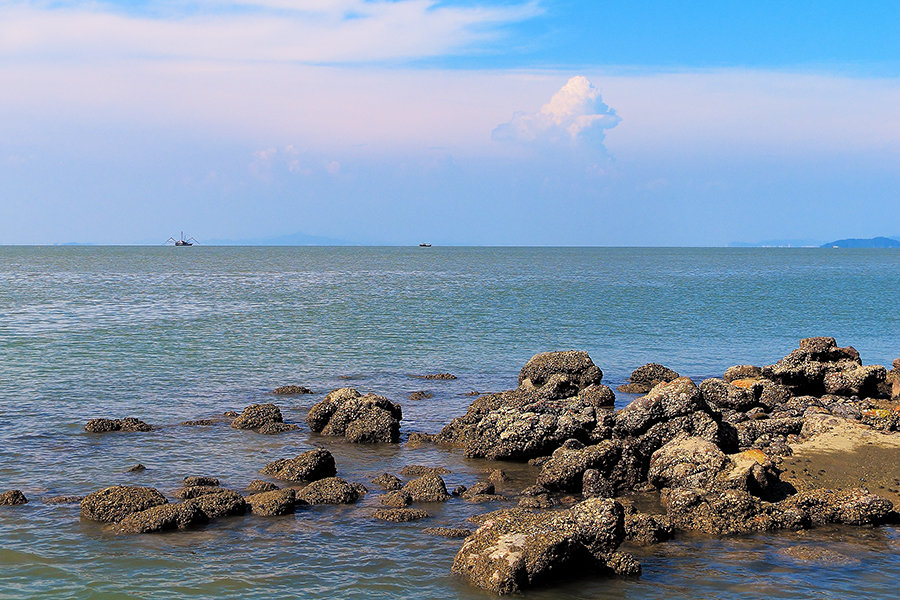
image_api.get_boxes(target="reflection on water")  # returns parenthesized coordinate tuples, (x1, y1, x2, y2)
(1, 247, 899, 598)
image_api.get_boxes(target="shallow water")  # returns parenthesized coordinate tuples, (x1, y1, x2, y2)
(1, 246, 898, 598)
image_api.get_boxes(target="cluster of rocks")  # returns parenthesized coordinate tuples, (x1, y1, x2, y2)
(231, 404, 299, 434)
(84, 417, 152, 433)
(307, 388, 402, 443)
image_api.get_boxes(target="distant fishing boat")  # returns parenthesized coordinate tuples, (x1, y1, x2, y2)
(166, 232, 198, 246)
(419, 243, 432, 247)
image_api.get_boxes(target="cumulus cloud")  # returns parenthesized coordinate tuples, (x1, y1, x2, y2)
(492, 76, 620, 150)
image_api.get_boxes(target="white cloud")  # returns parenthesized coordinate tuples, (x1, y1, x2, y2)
(0, 0, 540, 63)
(492, 76, 621, 149)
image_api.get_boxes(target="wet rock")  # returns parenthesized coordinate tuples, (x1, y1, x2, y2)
(402, 474, 450, 503)
(185, 490, 247, 519)
(380, 491, 412, 507)
(223, 410, 239, 418)
(183, 476, 219, 487)
(662, 488, 778, 535)
(578, 384, 616, 408)
(405, 432, 436, 447)
(231, 404, 283, 431)
(174, 486, 224, 500)
(778, 488, 894, 526)
(85, 417, 152, 433)
(246, 488, 296, 516)
(180, 419, 217, 426)
(80, 486, 168, 523)
(258, 422, 300, 435)
(308, 388, 402, 443)
(371, 473, 404, 491)
(622, 505, 672, 545)
(537, 439, 625, 493)
(297, 477, 364, 505)
(617, 363, 680, 394)
(246, 480, 279, 494)
(423, 527, 472, 538)
(488, 469, 511, 484)
(700, 378, 758, 412)
(461, 482, 495, 499)
(43, 495, 83, 505)
(408, 391, 434, 401)
(451, 485, 467, 497)
(451, 498, 627, 595)
(582, 469, 614, 499)
(0, 490, 28, 505)
(114, 502, 206, 534)
(261, 448, 337, 482)
(399, 465, 451, 477)
(518, 494, 556, 509)
(724, 365, 763, 383)
(419, 373, 457, 380)
(126, 464, 146, 473)
(465, 390, 481, 396)
(273, 385, 313, 395)
(373, 508, 429, 522)
(778, 545, 860, 565)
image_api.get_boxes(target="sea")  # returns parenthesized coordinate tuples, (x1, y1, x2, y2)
(1, 246, 898, 599)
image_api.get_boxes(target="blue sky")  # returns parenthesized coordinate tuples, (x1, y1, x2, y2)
(1, 0, 899, 245)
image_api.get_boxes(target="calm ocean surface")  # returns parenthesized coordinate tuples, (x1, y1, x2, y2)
(1, 246, 898, 598)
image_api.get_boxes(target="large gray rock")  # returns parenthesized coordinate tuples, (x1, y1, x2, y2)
(261, 448, 337, 482)
(297, 477, 365, 505)
(700, 378, 758, 412)
(114, 503, 207, 534)
(518, 351, 603, 391)
(401, 474, 450, 503)
(308, 388, 402, 443)
(536, 439, 638, 494)
(451, 498, 630, 595)
(231, 404, 283, 431)
(80, 486, 168, 523)
(615, 378, 707, 435)
(647, 437, 729, 490)
(185, 490, 247, 519)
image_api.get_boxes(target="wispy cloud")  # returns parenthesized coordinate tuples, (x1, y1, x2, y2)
(0, 0, 541, 63)
(492, 76, 620, 151)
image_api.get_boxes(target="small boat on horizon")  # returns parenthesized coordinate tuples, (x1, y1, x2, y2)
(167, 232, 198, 246)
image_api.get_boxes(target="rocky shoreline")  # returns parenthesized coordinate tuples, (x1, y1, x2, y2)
(3, 337, 899, 595)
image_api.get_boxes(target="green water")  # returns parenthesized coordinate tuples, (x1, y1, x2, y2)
(0, 246, 898, 598)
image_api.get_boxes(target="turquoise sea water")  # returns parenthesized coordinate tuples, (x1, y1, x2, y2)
(1, 246, 898, 598)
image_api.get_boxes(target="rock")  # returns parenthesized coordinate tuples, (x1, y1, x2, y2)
(373, 508, 429, 522)
(623, 505, 672, 545)
(537, 440, 627, 493)
(465, 390, 480, 396)
(43, 495, 83, 505)
(423, 527, 472, 537)
(273, 385, 313, 395)
(258, 422, 300, 435)
(223, 411, 239, 418)
(174, 486, 223, 500)
(261, 448, 337, 482)
(822, 365, 886, 397)
(380, 491, 412, 507)
(402, 474, 450, 503)
(451, 485, 467, 497)
(307, 388, 403, 443)
(115, 503, 207, 534)
(461, 482, 495, 499)
(180, 419, 217, 426)
(700, 378, 758, 412)
(85, 417, 152, 433)
(647, 437, 730, 490)
(734, 417, 804, 450)
(488, 469, 511, 484)
(80, 486, 168, 523)
(615, 378, 706, 435)
(297, 477, 364, 505)
(185, 490, 247, 519)
(126, 464, 146, 473)
(582, 469, 614, 499)
(724, 365, 763, 383)
(419, 373, 457, 380)
(778, 488, 894, 526)
(399, 465, 451, 477)
(231, 404, 283, 431)
(246, 489, 296, 516)
(408, 391, 433, 401)
(578, 384, 616, 407)
(518, 494, 556, 509)
(763, 337, 863, 396)
(370, 473, 404, 491)
(451, 498, 627, 595)
(518, 351, 603, 390)
(183, 476, 219, 487)
(0, 490, 28, 505)
(406, 432, 436, 447)
(617, 363, 680, 394)
(246, 480, 279, 494)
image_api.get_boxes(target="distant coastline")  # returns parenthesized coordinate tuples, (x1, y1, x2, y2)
(819, 236, 900, 249)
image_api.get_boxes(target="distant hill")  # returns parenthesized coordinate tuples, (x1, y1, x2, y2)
(820, 237, 900, 248)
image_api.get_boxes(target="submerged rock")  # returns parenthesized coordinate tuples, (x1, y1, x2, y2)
(80, 486, 168, 523)
(85, 417, 152, 433)
(373, 508, 429, 522)
(423, 527, 472, 538)
(273, 385, 313, 395)
(246, 480, 279, 494)
(399, 465, 451, 477)
(0, 490, 28, 506)
(43, 495, 83, 505)
(180, 419, 217, 426)
(126, 464, 146, 473)
(297, 477, 365, 505)
(261, 448, 337, 482)
(258, 422, 300, 435)
(419, 373, 457, 380)
(183, 476, 219, 487)
(174, 486, 224, 500)
(185, 490, 247, 520)
(246, 489, 296, 516)
(371, 473, 404, 491)
(408, 391, 434, 401)
(451, 498, 629, 595)
(231, 404, 284, 431)
(401, 474, 450, 503)
(307, 388, 403, 443)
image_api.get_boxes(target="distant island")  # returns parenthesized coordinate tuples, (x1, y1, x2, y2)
(820, 236, 900, 248)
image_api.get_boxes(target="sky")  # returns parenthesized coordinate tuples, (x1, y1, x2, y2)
(1, 0, 899, 245)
